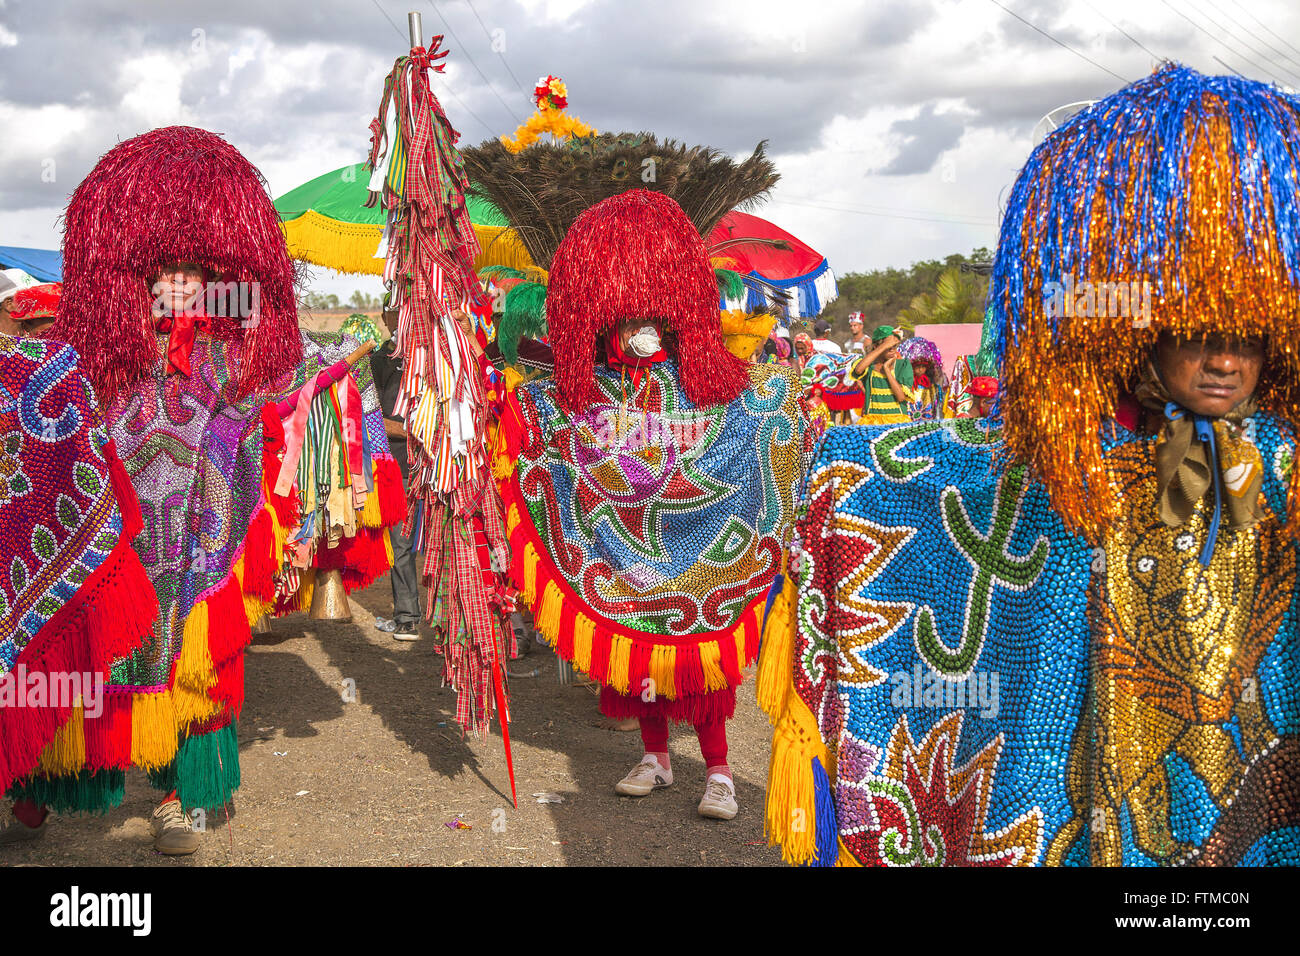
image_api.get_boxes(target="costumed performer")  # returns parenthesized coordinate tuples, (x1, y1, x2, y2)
(499, 190, 811, 820)
(760, 64, 1300, 867)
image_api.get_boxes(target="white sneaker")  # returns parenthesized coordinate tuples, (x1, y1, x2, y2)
(698, 773, 738, 820)
(614, 756, 673, 796)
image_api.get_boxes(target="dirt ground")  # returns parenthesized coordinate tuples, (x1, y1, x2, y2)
(7, 572, 786, 867)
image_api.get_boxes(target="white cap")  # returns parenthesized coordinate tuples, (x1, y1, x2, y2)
(0, 268, 40, 305)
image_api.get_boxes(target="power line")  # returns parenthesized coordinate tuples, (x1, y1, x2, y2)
(1160, 0, 1290, 85)
(987, 0, 1131, 83)
(425, 0, 525, 125)
(1213, 54, 1247, 76)
(1199, 0, 1300, 79)
(1081, 0, 1165, 63)
(463, 0, 533, 103)
(368, 0, 499, 142)
(1229, 0, 1300, 68)
(1186, 0, 1300, 83)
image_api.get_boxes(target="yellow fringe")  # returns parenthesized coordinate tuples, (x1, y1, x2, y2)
(607, 635, 631, 694)
(734, 625, 749, 670)
(37, 705, 85, 774)
(521, 544, 540, 605)
(281, 210, 536, 276)
(649, 643, 677, 700)
(765, 687, 832, 866)
(474, 224, 536, 272)
(172, 603, 214, 694)
(573, 614, 595, 674)
(756, 573, 796, 722)
(536, 581, 563, 641)
(130, 691, 180, 770)
(360, 461, 386, 529)
(699, 640, 729, 692)
(506, 502, 521, 535)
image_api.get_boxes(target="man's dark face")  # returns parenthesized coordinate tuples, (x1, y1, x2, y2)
(1155, 331, 1264, 418)
(381, 309, 399, 335)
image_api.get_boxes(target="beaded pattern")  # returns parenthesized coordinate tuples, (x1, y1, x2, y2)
(0, 336, 123, 672)
(793, 416, 1300, 866)
(515, 360, 807, 635)
(105, 329, 388, 691)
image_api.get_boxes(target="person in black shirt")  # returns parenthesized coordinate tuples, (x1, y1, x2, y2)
(368, 309, 422, 640)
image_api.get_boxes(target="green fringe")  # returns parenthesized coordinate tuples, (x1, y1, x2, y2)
(7, 768, 126, 816)
(715, 267, 745, 302)
(498, 281, 548, 366)
(174, 721, 241, 812)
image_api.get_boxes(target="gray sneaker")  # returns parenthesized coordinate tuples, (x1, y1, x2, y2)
(614, 757, 673, 796)
(149, 799, 201, 856)
(0, 802, 47, 845)
(698, 774, 738, 820)
(392, 621, 419, 642)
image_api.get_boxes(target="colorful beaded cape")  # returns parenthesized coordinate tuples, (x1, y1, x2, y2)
(504, 360, 809, 719)
(13, 330, 403, 806)
(761, 415, 1300, 866)
(0, 335, 156, 791)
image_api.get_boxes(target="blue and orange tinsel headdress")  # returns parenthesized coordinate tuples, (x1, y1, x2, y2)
(989, 64, 1300, 541)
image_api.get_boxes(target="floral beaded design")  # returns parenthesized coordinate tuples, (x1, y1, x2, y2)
(786, 415, 1300, 866)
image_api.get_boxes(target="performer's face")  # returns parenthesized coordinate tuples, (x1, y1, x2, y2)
(151, 262, 205, 314)
(849, 319, 863, 336)
(1156, 332, 1264, 418)
(616, 317, 659, 352)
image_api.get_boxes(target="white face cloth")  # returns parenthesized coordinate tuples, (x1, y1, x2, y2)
(626, 325, 661, 358)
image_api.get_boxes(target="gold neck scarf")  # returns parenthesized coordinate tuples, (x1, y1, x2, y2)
(1132, 362, 1264, 531)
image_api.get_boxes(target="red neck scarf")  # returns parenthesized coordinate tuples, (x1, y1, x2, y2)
(154, 312, 213, 377)
(605, 332, 665, 391)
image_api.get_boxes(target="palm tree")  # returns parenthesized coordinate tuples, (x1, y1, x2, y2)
(896, 266, 986, 325)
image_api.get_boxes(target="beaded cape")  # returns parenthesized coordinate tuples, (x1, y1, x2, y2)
(761, 416, 1300, 866)
(9, 329, 403, 806)
(0, 336, 156, 792)
(503, 359, 810, 721)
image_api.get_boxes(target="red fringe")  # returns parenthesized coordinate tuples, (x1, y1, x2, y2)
(205, 576, 253, 676)
(260, 404, 298, 528)
(314, 526, 392, 594)
(556, 601, 576, 661)
(545, 190, 749, 417)
(373, 455, 409, 527)
(241, 507, 276, 602)
(0, 443, 158, 791)
(599, 684, 737, 724)
(675, 643, 704, 698)
(209, 653, 245, 717)
(501, 471, 765, 703)
(84, 692, 133, 770)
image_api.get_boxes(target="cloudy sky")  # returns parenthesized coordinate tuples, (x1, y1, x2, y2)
(3, 0, 1299, 300)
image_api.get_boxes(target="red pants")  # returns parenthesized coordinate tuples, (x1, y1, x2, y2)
(639, 716, 728, 767)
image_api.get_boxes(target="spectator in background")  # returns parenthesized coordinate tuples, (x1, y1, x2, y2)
(843, 312, 867, 355)
(368, 307, 423, 641)
(0, 282, 60, 338)
(810, 318, 842, 354)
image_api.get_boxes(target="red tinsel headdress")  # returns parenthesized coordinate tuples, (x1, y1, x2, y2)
(545, 189, 749, 415)
(51, 126, 302, 403)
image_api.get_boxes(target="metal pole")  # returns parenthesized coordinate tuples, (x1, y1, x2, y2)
(407, 11, 422, 48)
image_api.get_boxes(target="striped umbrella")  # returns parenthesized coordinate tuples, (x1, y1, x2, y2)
(275, 163, 534, 276)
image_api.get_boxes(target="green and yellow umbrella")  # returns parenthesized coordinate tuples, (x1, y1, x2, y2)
(275, 163, 535, 276)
